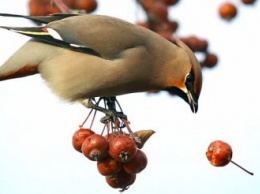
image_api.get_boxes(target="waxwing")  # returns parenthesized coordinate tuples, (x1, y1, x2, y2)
(0, 13, 202, 113)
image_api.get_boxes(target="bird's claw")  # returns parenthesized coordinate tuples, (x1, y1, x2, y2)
(100, 111, 127, 124)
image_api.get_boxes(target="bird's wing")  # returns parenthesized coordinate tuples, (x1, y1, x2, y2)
(0, 25, 101, 57)
(46, 15, 148, 59)
(0, 14, 150, 59)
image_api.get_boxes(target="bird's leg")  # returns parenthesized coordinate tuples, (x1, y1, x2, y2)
(82, 97, 107, 114)
(82, 97, 127, 123)
(103, 97, 140, 143)
(100, 97, 128, 124)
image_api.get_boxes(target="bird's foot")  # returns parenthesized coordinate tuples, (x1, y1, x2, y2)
(81, 97, 141, 143)
(85, 97, 127, 123)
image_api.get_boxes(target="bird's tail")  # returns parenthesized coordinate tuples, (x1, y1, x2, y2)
(0, 13, 100, 81)
(0, 65, 38, 81)
(0, 40, 42, 81)
(0, 13, 78, 24)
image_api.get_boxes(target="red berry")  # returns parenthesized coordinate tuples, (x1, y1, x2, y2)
(123, 149, 148, 174)
(148, 1, 168, 22)
(179, 37, 189, 45)
(109, 135, 137, 163)
(203, 53, 218, 68)
(166, 20, 179, 33)
(206, 140, 232, 166)
(241, 0, 256, 4)
(197, 39, 208, 52)
(82, 134, 109, 161)
(206, 140, 254, 175)
(105, 170, 136, 190)
(136, 21, 151, 29)
(162, 0, 180, 6)
(105, 132, 117, 142)
(186, 36, 200, 51)
(97, 156, 122, 176)
(72, 128, 95, 152)
(157, 31, 173, 41)
(73, 0, 97, 12)
(219, 2, 238, 21)
(140, 0, 155, 10)
(33, 0, 49, 3)
(153, 20, 178, 33)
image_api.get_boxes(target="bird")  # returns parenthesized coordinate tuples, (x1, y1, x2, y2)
(0, 13, 202, 114)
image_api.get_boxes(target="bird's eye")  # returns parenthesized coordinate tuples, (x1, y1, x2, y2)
(185, 73, 194, 93)
(185, 73, 193, 83)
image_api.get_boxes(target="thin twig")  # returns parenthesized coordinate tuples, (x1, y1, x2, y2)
(230, 160, 254, 176)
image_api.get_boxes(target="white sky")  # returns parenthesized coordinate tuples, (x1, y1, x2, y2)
(0, 0, 260, 194)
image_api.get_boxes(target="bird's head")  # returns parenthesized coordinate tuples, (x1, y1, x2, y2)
(164, 38, 202, 113)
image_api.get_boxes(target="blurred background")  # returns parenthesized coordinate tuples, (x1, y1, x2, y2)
(0, 0, 260, 193)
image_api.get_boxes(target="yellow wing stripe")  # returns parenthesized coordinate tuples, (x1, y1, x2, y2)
(12, 30, 49, 36)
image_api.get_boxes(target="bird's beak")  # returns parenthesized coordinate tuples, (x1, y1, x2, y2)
(185, 80, 198, 113)
(186, 90, 198, 113)
(165, 86, 198, 113)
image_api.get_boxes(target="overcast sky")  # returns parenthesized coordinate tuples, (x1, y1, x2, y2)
(0, 0, 260, 194)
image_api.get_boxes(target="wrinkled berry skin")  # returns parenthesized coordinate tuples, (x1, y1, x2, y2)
(206, 140, 232, 166)
(82, 134, 109, 161)
(109, 135, 137, 163)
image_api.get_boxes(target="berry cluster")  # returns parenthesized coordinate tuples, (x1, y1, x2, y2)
(136, 0, 218, 69)
(72, 98, 154, 191)
(72, 128, 149, 191)
(179, 36, 218, 68)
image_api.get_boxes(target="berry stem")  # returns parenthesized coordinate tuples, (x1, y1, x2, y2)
(80, 98, 102, 128)
(52, 0, 70, 13)
(89, 109, 97, 129)
(230, 160, 254, 175)
(79, 109, 93, 128)
(122, 119, 141, 144)
(100, 121, 108, 136)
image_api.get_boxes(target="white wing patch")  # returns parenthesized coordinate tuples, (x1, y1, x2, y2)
(9, 29, 49, 36)
(46, 28, 63, 41)
(47, 28, 89, 49)
(69, 43, 88, 48)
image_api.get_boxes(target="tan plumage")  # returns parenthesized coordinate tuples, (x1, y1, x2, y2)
(0, 14, 202, 112)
